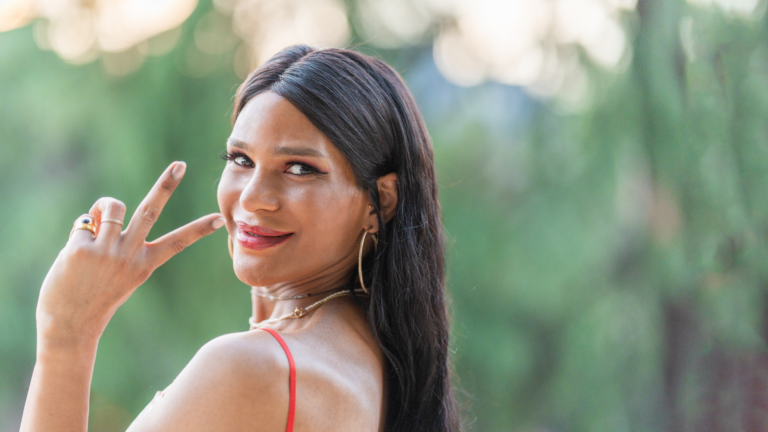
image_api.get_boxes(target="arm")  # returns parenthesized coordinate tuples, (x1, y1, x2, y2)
(20, 337, 98, 432)
(20, 161, 225, 432)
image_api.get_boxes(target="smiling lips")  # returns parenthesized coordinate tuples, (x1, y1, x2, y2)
(235, 222, 293, 251)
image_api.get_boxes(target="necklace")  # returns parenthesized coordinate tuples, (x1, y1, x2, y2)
(250, 285, 343, 301)
(249, 289, 368, 329)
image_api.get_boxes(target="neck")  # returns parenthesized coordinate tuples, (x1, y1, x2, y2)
(250, 276, 353, 325)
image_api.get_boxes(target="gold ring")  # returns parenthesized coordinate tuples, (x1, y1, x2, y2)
(101, 218, 124, 227)
(70, 214, 97, 238)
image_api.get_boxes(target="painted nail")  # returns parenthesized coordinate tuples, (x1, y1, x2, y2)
(171, 162, 186, 181)
(212, 218, 226, 229)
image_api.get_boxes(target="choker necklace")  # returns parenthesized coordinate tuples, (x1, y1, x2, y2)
(249, 288, 368, 329)
(250, 285, 344, 301)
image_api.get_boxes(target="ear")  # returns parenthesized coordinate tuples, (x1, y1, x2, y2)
(368, 172, 398, 233)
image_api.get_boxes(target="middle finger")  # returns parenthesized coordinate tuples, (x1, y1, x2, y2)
(89, 197, 127, 244)
(124, 161, 186, 243)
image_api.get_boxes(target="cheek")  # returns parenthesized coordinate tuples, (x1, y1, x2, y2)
(287, 184, 364, 250)
(217, 170, 251, 242)
(217, 169, 241, 217)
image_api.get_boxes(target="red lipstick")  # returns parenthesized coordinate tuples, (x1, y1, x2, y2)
(235, 222, 293, 251)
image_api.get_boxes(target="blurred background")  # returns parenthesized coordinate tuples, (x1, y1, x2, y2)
(2, 0, 768, 430)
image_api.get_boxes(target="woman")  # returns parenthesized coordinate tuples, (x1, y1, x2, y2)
(20, 45, 460, 432)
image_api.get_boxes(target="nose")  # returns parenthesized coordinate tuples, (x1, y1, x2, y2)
(239, 165, 281, 213)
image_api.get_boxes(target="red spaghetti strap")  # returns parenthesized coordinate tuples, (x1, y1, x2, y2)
(259, 328, 296, 432)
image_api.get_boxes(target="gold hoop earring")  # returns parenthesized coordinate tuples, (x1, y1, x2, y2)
(358, 228, 378, 294)
(228, 235, 234, 259)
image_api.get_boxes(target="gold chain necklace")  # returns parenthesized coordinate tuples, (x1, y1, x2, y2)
(250, 286, 342, 301)
(249, 289, 368, 329)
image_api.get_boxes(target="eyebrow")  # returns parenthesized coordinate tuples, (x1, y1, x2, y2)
(227, 137, 327, 158)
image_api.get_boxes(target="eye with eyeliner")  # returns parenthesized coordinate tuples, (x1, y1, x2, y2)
(286, 161, 325, 176)
(220, 150, 253, 167)
(220, 150, 327, 176)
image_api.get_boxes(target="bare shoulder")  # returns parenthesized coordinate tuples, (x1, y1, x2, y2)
(127, 331, 291, 432)
(196, 330, 288, 385)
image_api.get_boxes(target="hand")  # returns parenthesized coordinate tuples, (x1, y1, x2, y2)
(36, 161, 225, 347)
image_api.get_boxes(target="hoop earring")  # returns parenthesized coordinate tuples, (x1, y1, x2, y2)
(358, 228, 378, 294)
(228, 235, 234, 259)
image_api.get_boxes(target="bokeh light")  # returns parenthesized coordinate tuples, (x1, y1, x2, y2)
(218, 0, 350, 77)
(0, 0, 196, 72)
(1, 0, 641, 96)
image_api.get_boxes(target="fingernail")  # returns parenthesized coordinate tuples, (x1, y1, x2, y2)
(171, 162, 186, 181)
(212, 217, 226, 229)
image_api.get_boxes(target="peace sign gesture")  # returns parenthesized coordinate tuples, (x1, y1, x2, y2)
(36, 161, 225, 346)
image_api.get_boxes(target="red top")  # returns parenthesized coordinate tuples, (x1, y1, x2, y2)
(259, 328, 296, 432)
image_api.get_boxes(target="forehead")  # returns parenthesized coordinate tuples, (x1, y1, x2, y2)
(230, 91, 333, 156)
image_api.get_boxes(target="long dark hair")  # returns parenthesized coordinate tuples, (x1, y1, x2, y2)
(232, 45, 460, 432)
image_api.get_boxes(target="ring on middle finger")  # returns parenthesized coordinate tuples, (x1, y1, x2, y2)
(101, 218, 124, 227)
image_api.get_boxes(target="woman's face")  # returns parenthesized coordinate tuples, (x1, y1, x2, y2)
(217, 91, 371, 289)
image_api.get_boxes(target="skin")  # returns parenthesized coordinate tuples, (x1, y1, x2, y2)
(20, 90, 399, 432)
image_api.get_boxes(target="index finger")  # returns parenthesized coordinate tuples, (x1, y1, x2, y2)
(124, 161, 186, 242)
(147, 213, 225, 267)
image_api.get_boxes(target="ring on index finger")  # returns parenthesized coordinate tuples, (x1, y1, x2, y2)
(70, 214, 97, 238)
(101, 218, 124, 227)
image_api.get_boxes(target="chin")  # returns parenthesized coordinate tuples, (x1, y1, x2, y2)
(232, 256, 286, 287)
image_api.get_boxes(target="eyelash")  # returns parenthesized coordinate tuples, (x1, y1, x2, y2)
(220, 151, 324, 176)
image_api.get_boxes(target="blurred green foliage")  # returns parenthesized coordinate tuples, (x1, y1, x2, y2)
(3, 1, 768, 431)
